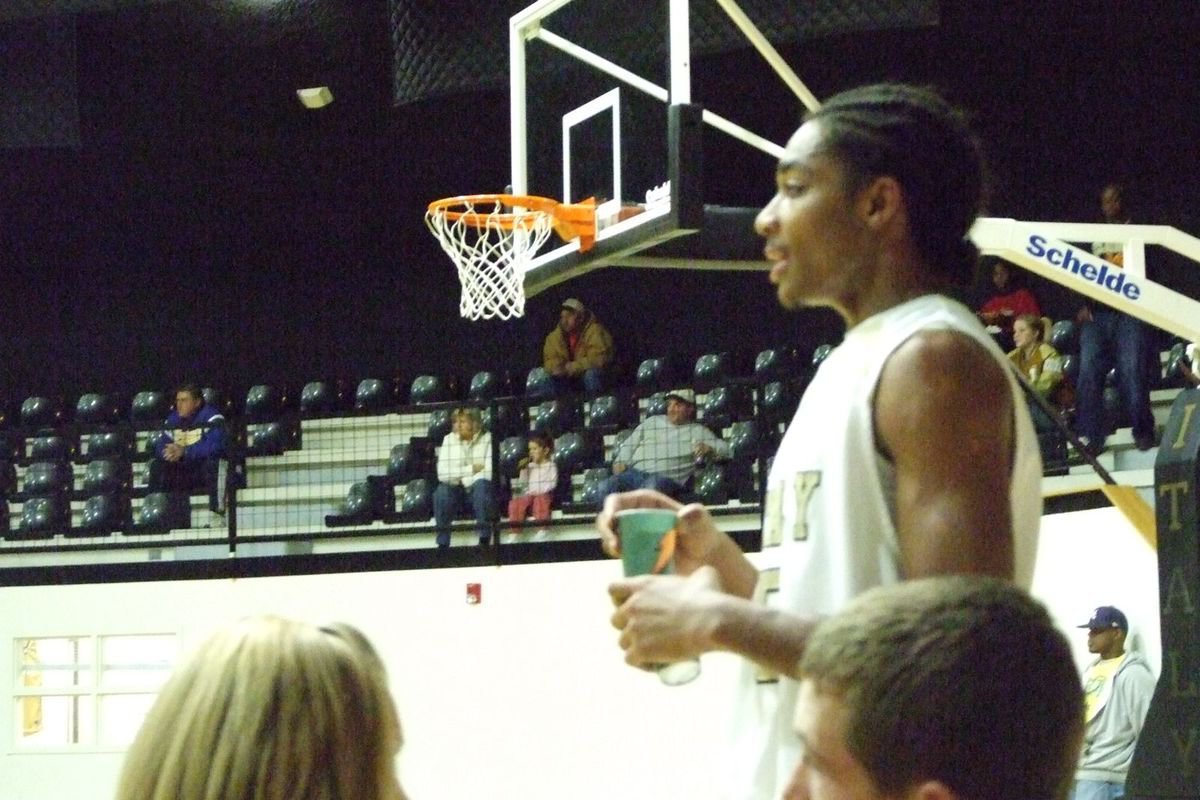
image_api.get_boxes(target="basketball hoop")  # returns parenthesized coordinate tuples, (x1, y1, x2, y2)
(424, 194, 596, 320)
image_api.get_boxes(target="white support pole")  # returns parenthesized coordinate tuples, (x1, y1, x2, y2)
(713, 0, 821, 112)
(509, 17, 529, 195)
(668, 0, 690, 104)
(533, 27, 784, 159)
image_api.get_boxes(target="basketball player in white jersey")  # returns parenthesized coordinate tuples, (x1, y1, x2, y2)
(598, 84, 1042, 800)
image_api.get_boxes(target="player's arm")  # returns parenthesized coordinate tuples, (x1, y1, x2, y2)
(874, 329, 1017, 579)
(610, 566, 816, 679)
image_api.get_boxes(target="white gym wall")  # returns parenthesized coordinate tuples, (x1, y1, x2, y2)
(0, 506, 1160, 800)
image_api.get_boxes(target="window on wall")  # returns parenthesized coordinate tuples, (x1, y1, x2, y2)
(13, 633, 177, 750)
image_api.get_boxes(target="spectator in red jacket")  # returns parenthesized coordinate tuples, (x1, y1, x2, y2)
(978, 259, 1041, 350)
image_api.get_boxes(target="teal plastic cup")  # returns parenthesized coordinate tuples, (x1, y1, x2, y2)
(615, 508, 701, 686)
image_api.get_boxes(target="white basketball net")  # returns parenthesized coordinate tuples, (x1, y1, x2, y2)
(424, 199, 555, 320)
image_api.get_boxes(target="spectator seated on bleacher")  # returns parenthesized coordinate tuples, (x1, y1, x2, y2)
(147, 383, 227, 516)
(977, 258, 1040, 351)
(597, 389, 729, 504)
(506, 433, 557, 540)
(1008, 314, 1073, 430)
(433, 407, 495, 548)
(542, 297, 614, 396)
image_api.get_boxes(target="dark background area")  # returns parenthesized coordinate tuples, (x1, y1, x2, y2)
(1, 0, 1199, 403)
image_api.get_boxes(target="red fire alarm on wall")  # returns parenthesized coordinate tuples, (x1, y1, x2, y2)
(466, 582, 482, 604)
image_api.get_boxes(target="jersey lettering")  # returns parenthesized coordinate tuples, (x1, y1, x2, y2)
(753, 567, 781, 684)
(761, 471, 821, 548)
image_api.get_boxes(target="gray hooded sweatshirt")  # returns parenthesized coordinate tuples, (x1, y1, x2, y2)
(1076, 650, 1157, 784)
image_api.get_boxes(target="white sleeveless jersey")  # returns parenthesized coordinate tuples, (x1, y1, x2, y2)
(724, 294, 1042, 800)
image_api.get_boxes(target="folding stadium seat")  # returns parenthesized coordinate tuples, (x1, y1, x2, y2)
(553, 431, 600, 477)
(693, 352, 730, 393)
(354, 378, 391, 412)
(754, 347, 796, 383)
(727, 420, 763, 464)
(393, 478, 434, 523)
(300, 381, 337, 417)
(410, 374, 449, 405)
(324, 481, 385, 527)
(1163, 341, 1192, 388)
(469, 370, 504, 401)
(28, 435, 74, 463)
(585, 393, 635, 433)
(725, 420, 766, 502)
(700, 385, 750, 431)
(23, 461, 73, 497)
(75, 393, 123, 426)
(481, 401, 526, 439)
(426, 408, 453, 442)
(245, 422, 296, 457)
(20, 396, 64, 430)
(1049, 319, 1078, 356)
(635, 357, 672, 395)
(129, 491, 191, 534)
(811, 344, 835, 367)
(693, 464, 730, 505)
(525, 367, 555, 400)
(386, 443, 417, 482)
(759, 380, 798, 426)
(202, 387, 230, 416)
(499, 435, 528, 479)
(71, 493, 130, 536)
(575, 467, 611, 509)
(386, 439, 435, 483)
(82, 459, 132, 496)
(130, 390, 170, 425)
(83, 430, 132, 461)
(530, 399, 579, 438)
(244, 384, 287, 421)
(13, 494, 70, 539)
(643, 392, 668, 418)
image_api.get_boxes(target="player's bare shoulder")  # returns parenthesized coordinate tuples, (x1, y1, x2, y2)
(874, 328, 1013, 461)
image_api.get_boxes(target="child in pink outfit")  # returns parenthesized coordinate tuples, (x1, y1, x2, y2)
(507, 434, 557, 535)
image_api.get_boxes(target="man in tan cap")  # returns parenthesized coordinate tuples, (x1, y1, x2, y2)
(542, 297, 614, 395)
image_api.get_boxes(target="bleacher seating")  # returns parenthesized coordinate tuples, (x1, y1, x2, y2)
(2, 333, 1170, 554)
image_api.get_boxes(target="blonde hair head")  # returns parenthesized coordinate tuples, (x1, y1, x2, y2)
(115, 616, 404, 800)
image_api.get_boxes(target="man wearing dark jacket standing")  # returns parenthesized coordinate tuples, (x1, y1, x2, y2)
(542, 297, 614, 395)
(1073, 605, 1157, 800)
(148, 383, 228, 518)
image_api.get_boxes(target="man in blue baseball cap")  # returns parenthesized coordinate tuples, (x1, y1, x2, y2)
(1071, 606, 1157, 800)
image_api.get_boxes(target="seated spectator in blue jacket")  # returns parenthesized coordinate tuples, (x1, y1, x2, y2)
(148, 383, 227, 513)
(599, 389, 729, 502)
(433, 407, 496, 548)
